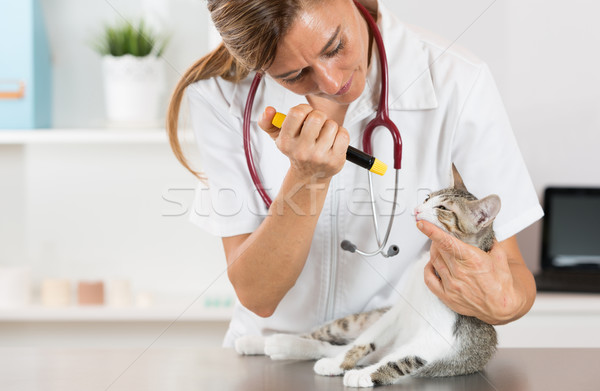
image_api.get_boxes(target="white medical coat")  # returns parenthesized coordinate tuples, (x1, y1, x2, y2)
(187, 1, 544, 347)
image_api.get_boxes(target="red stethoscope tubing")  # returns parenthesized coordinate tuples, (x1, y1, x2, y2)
(242, 72, 271, 207)
(242, 0, 402, 210)
(354, 1, 402, 170)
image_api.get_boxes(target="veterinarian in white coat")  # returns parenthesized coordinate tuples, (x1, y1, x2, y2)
(167, 0, 543, 347)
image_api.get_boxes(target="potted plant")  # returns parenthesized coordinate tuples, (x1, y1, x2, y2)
(92, 20, 169, 127)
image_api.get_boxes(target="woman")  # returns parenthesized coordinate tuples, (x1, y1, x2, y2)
(167, 0, 543, 347)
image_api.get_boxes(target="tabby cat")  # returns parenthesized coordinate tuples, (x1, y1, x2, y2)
(235, 165, 501, 387)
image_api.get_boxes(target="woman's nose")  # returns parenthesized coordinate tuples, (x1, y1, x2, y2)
(312, 63, 342, 95)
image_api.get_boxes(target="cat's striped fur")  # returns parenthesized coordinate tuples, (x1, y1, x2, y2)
(304, 307, 390, 346)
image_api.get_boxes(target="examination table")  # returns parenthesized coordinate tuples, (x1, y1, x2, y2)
(1, 347, 597, 390)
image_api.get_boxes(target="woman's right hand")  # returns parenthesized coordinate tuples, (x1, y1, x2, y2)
(258, 104, 350, 181)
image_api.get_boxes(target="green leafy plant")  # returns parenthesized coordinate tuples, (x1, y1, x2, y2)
(92, 19, 168, 57)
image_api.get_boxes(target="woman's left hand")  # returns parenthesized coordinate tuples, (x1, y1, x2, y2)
(416, 220, 528, 325)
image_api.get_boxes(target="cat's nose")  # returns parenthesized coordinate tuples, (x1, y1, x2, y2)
(413, 207, 421, 219)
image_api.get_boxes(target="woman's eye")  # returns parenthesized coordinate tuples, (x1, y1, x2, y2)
(435, 205, 448, 211)
(324, 39, 345, 58)
(281, 39, 345, 85)
(282, 70, 305, 85)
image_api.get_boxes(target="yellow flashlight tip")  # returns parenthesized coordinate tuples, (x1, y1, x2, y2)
(370, 159, 388, 176)
(272, 112, 286, 129)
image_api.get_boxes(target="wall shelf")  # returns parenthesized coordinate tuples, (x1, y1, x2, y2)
(0, 128, 196, 145)
(0, 304, 233, 322)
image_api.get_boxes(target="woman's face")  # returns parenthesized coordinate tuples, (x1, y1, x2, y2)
(266, 0, 370, 105)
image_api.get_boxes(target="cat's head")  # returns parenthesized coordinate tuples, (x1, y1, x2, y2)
(414, 165, 501, 251)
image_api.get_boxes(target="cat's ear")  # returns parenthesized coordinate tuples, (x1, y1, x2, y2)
(468, 195, 501, 228)
(451, 164, 468, 192)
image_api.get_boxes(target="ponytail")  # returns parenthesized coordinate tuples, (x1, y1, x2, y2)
(167, 0, 305, 179)
(166, 43, 250, 179)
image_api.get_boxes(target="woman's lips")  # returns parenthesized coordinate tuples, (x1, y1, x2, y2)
(335, 73, 354, 96)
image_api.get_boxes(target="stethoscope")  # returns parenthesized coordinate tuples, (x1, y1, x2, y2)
(242, 0, 401, 258)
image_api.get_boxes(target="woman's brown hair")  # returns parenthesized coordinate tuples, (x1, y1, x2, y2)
(166, 0, 310, 178)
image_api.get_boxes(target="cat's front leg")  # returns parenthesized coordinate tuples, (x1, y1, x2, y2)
(344, 355, 427, 387)
(314, 307, 400, 376)
(264, 334, 346, 360)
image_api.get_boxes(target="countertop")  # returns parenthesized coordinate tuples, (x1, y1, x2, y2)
(1, 347, 598, 391)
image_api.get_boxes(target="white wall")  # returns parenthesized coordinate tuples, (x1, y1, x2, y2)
(29, 0, 600, 274)
(41, 0, 211, 128)
(505, 1, 600, 268)
(1, 1, 235, 313)
(385, 0, 600, 270)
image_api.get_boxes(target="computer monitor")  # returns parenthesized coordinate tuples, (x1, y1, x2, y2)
(541, 187, 600, 271)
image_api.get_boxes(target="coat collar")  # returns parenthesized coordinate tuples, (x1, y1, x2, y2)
(227, 0, 438, 122)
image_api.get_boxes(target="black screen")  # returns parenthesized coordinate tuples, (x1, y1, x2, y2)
(543, 188, 600, 268)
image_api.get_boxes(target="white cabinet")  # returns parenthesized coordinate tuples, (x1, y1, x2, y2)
(497, 293, 600, 348)
(2, 291, 599, 348)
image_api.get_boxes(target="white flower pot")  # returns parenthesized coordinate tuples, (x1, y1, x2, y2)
(102, 54, 165, 127)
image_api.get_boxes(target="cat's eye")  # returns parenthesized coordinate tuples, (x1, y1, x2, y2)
(424, 195, 430, 203)
(435, 205, 448, 211)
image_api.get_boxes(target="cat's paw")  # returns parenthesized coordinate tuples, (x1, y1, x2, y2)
(234, 335, 266, 356)
(264, 334, 304, 360)
(314, 357, 345, 376)
(343, 368, 374, 388)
